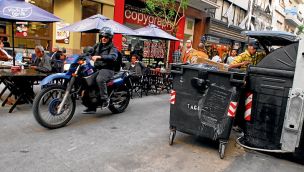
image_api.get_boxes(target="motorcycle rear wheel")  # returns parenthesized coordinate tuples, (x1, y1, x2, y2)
(33, 85, 76, 129)
(108, 84, 130, 114)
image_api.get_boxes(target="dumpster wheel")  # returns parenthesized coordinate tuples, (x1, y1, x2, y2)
(219, 141, 227, 159)
(169, 129, 176, 145)
(236, 136, 289, 153)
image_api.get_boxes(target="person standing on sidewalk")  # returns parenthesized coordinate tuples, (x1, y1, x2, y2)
(181, 40, 196, 63)
(173, 42, 183, 63)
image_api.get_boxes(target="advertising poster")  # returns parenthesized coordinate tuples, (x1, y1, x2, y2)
(56, 22, 70, 44)
(16, 22, 28, 37)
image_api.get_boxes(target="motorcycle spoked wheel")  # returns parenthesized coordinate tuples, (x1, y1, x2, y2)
(33, 85, 76, 129)
(108, 84, 130, 114)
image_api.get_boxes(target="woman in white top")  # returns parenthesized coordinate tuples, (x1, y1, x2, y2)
(0, 40, 13, 61)
(211, 51, 222, 63)
(226, 49, 238, 65)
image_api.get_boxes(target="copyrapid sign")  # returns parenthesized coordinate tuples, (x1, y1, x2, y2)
(124, 4, 173, 31)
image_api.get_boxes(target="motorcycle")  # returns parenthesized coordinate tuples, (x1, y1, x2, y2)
(32, 50, 131, 129)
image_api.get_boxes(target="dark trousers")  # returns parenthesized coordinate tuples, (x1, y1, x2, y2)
(96, 69, 114, 100)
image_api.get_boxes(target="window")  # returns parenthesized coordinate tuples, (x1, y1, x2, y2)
(277, 20, 283, 30)
(289, 0, 292, 5)
(222, 1, 234, 23)
(279, 0, 285, 7)
(187, 20, 194, 30)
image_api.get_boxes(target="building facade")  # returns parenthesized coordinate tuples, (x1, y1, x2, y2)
(204, 0, 249, 59)
(250, 0, 273, 31)
(271, 0, 304, 33)
(52, 0, 115, 54)
(113, 0, 218, 64)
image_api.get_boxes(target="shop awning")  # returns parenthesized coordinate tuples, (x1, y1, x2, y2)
(207, 18, 246, 42)
(0, 0, 61, 66)
(0, 0, 61, 22)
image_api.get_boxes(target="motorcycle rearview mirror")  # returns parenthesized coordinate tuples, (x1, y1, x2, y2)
(83, 46, 94, 56)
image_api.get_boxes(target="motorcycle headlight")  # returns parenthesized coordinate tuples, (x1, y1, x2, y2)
(63, 64, 71, 71)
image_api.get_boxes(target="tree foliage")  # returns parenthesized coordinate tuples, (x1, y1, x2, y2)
(297, 25, 304, 35)
(145, 0, 189, 32)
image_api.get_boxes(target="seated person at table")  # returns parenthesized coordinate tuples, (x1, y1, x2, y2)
(50, 47, 65, 73)
(0, 40, 13, 61)
(123, 54, 145, 76)
(30, 45, 52, 73)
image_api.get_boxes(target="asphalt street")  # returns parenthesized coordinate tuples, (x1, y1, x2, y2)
(0, 91, 303, 172)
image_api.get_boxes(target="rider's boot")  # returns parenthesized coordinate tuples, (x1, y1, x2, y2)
(82, 107, 96, 114)
(101, 98, 110, 108)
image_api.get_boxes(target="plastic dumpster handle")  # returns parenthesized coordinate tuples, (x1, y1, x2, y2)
(230, 79, 245, 84)
(229, 73, 246, 85)
(191, 77, 210, 93)
(171, 69, 183, 75)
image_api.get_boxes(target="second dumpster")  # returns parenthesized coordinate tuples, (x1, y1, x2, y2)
(169, 63, 245, 159)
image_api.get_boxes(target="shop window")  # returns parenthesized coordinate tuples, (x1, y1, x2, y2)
(81, 0, 103, 47)
(31, 0, 53, 13)
(187, 20, 194, 30)
(122, 35, 168, 67)
(277, 20, 283, 30)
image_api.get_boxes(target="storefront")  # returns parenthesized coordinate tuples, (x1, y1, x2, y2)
(204, 18, 246, 60)
(0, 0, 115, 56)
(117, 0, 178, 67)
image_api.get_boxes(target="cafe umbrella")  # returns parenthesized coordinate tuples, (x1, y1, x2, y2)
(59, 14, 136, 35)
(134, 24, 179, 41)
(0, 0, 61, 65)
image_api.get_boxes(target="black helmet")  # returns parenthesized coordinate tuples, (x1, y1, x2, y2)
(99, 27, 114, 39)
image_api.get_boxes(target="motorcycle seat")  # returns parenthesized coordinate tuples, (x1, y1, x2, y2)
(110, 71, 124, 80)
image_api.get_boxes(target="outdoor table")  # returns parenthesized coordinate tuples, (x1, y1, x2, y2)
(0, 69, 47, 113)
(0, 65, 12, 69)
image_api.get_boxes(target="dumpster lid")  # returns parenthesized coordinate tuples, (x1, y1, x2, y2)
(242, 31, 299, 46)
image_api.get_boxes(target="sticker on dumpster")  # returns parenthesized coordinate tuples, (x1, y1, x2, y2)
(227, 102, 238, 117)
(170, 90, 176, 104)
(197, 85, 232, 140)
(244, 92, 253, 121)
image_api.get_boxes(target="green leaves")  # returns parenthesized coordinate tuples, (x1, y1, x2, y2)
(144, 0, 189, 32)
(297, 25, 304, 35)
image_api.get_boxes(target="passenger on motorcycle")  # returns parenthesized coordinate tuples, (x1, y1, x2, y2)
(83, 27, 118, 114)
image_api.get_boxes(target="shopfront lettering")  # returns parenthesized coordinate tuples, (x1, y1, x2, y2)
(3, 7, 32, 18)
(124, 5, 173, 31)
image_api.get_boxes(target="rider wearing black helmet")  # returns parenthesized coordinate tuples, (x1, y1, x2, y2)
(83, 27, 118, 114)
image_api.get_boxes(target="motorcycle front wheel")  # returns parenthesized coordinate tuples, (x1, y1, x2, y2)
(33, 85, 76, 129)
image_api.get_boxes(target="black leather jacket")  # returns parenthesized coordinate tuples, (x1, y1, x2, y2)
(93, 42, 118, 70)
